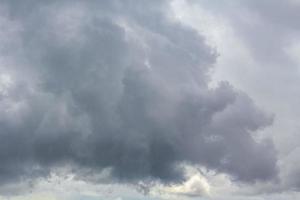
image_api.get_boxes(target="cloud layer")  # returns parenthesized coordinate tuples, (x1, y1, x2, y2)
(0, 0, 277, 191)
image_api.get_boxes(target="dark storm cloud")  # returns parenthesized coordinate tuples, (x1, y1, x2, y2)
(0, 0, 277, 189)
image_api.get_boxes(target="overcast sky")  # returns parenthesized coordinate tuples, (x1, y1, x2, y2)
(0, 0, 300, 200)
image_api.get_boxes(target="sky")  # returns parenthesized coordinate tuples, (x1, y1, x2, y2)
(0, 0, 300, 199)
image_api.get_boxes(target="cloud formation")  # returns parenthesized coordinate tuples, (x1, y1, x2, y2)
(174, 0, 300, 194)
(0, 0, 277, 192)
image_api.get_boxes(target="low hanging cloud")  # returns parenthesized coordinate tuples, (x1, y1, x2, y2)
(0, 0, 277, 191)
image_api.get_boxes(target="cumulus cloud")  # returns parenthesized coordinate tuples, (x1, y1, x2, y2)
(174, 0, 300, 194)
(158, 167, 211, 198)
(0, 0, 277, 193)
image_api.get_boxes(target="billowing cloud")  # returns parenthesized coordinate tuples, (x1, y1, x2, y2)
(171, 0, 300, 197)
(0, 0, 277, 194)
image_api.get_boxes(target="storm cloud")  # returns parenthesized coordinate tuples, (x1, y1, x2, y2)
(0, 0, 277, 190)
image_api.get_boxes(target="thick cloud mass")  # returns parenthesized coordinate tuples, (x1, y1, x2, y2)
(0, 0, 277, 187)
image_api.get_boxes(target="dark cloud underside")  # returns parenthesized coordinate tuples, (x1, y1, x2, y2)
(0, 0, 277, 188)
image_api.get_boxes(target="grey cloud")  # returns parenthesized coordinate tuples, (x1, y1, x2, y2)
(0, 0, 277, 190)
(190, 0, 300, 191)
